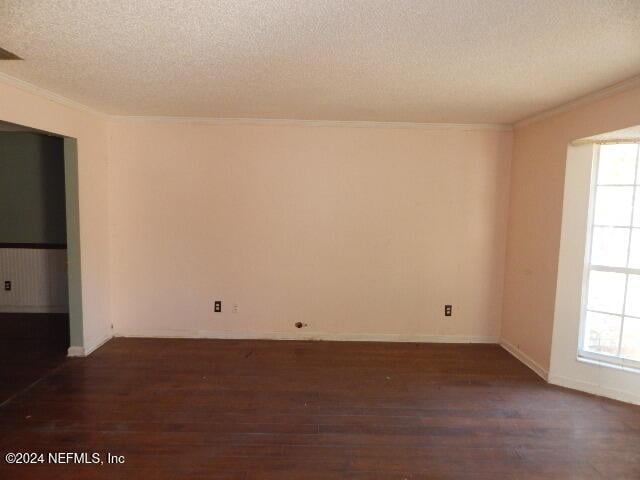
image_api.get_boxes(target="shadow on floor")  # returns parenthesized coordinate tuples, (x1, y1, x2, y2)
(0, 313, 69, 405)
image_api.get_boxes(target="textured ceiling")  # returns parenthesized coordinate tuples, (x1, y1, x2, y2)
(0, 0, 639, 124)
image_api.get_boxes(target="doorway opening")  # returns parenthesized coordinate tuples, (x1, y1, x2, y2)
(0, 120, 82, 404)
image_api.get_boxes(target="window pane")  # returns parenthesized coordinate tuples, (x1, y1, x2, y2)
(593, 187, 633, 226)
(625, 274, 640, 318)
(629, 229, 640, 269)
(587, 270, 626, 314)
(583, 311, 622, 356)
(621, 318, 640, 362)
(581, 144, 640, 366)
(590, 227, 629, 267)
(597, 144, 638, 185)
(634, 188, 640, 227)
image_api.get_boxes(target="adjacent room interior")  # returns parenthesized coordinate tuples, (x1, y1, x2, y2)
(0, 122, 71, 403)
(0, 1, 639, 478)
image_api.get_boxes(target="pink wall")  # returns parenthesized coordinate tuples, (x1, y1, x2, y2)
(108, 120, 512, 341)
(502, 84, 640, 372)
(0, 77, 111, 352)
(7, 69, 637, 362)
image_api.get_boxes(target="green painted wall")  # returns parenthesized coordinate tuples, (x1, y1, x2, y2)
(0, 132, 67, 244)
(64, 138, 83, 347)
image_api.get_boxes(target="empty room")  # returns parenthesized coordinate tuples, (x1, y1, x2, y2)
(0, 1, 639, 478)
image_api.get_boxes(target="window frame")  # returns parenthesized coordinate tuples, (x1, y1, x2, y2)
(578, 142, 640, 371)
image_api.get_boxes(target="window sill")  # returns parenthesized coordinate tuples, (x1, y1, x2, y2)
(577, 355, 640, 375)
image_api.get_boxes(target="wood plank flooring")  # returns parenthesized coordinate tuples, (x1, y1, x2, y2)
(0, 313, 69, 404)
(0, 338, 639, 479)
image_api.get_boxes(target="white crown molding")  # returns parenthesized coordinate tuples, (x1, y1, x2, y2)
(4, 67, 638, 132)
(110, 115, 512, 131)
(515, 74, 640, 129)
(0, 71, 107, 118)
(0, 71, 511, 130)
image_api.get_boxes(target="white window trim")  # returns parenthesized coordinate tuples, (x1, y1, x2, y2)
(577, 143, 640, 371)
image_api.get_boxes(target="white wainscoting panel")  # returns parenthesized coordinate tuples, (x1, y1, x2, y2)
(0, 248, 69, 313)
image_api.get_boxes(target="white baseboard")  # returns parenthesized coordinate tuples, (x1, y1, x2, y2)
(67, 346, 85, 357)
(67, 334, 112, 357)
(549, 374, 640, 406)
(84, 335, 112, 355)
(71, 328, 640, 406)
(500, 338, 549, 381)
(114, 328, 499, 344)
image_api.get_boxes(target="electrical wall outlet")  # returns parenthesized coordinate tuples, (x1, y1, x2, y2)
(232, 304, 239, 314)
(444, 304, 452, 316)
(4, 281, 11, 291)
(214, 300, 222, 313)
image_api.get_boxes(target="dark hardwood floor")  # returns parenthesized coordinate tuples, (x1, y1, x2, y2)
(0, 338, 639, 479)
(0, 313, 69, 405)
